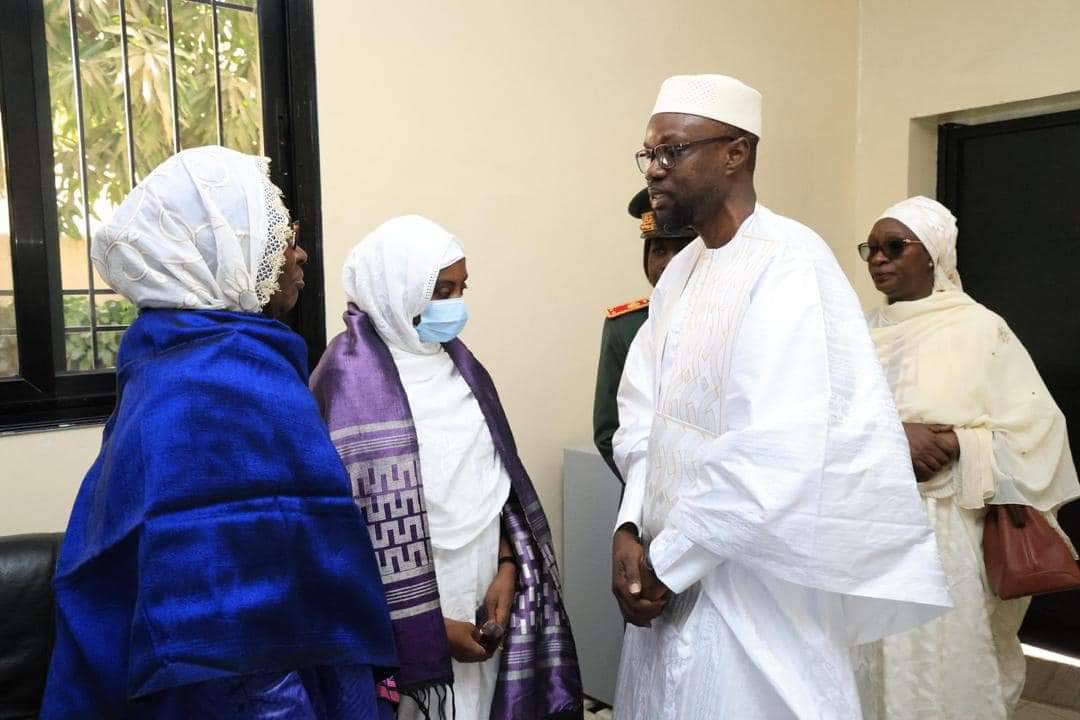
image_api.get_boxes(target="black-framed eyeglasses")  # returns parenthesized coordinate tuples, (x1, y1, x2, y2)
(287, 222, 300, 249)
(635, 135, 739, 174)
(858, 237, 921, 262)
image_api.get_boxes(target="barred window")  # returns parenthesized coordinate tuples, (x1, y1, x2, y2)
(0, 0, 324, 430)
(0, 105, 16, 379)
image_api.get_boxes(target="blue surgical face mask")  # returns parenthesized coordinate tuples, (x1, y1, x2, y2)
(416, 297, 469, 343)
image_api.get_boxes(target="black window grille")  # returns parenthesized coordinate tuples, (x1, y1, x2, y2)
(0, 0, 324, 431)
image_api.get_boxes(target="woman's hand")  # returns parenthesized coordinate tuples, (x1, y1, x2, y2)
(482, 560, 517, 638)
(903, 422, 960, 482)
(444, 617, 489, 663)
(929, 424, 959, 459)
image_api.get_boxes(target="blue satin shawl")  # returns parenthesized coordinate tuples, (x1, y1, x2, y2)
(41, 309, 396, 718)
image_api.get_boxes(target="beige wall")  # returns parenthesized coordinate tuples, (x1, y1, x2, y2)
(10, 0, 1073, 548)
(3, 0, 861, 536)
(0, 426, 101, 533)
(313, 0, 858, 555)
(851, 0, 1080, 304)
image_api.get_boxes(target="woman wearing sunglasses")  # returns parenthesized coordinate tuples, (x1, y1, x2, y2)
(854, 195, 1079, 720)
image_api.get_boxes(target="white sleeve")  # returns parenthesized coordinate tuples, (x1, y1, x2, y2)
(648, 255, 831, 593)
(651, 251, 949, 642)
(612, 318, 655, 534)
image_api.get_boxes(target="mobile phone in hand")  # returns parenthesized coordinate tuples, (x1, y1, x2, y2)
(474, 605, 504, 653)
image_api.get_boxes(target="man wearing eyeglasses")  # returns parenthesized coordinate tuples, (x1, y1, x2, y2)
(608, 74, 952, 719)
(592, 188, 695, 483)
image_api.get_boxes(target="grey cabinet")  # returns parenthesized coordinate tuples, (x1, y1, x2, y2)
(562, 447, 625, 705)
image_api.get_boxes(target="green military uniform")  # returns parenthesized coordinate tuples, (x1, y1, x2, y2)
(593, 298, 649, 479)
(592, 189, 695, 481)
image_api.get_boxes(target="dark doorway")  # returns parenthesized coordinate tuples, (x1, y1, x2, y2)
(939, 109, 1080, 655)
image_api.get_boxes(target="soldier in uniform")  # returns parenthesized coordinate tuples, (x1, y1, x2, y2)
(592, 188, 695, 480)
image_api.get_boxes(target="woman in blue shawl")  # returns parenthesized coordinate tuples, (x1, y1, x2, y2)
(40, 146, 396, 718)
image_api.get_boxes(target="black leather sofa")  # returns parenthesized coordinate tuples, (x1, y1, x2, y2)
(0, 533, 62, 720)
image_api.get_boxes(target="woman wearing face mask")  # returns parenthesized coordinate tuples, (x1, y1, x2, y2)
(310, 215, 583, 720)
(853, 196, 1080, 720)
(41, 146, 396, 718)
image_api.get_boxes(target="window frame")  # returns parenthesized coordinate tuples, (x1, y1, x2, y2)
(0, 0, 325, 432)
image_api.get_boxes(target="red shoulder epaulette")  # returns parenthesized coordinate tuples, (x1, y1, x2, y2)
(606, 297, 649, 319)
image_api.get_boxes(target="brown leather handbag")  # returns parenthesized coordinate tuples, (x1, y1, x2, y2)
(983, 504, 1080, 600)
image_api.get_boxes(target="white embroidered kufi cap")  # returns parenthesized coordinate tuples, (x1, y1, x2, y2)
(651, 74, 763, 138)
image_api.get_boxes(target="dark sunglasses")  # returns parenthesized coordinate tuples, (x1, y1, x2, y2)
(857, 237, 921, 262)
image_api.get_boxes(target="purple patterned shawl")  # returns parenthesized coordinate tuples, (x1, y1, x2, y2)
(310, 307, 583, 720)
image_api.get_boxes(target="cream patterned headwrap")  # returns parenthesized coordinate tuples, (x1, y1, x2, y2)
(91, 145, 293, 313)
(877, 195, 961, 292)
(342, 215, 465, 355)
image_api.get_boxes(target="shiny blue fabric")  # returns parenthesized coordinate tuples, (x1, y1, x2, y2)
(140, 665, 380, 719)
(40, 309, 396, 719)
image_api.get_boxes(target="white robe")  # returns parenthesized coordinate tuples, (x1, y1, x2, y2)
(398, 518, 504, 720)
(611, 205, 952, 720)
(390, 345, 512, 720)
(856, 292, 1080, 720)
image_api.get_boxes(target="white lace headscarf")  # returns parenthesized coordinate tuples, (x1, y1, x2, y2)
(91, 145, 293, 313)
(343, 215, 465, 355)
(877, 195, 962, 292)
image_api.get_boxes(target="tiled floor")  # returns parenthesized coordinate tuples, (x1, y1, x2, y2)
(1017, 700, 1080, 720)
(1024, 649, 1080, 711)
(585, 700, 1078, 719)
(583, 651, 1080, 719)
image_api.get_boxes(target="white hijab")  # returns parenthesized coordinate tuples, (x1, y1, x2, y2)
(871, 197, 1080, 515)
(342, 215, 508, 551)
(92, 145, 293, 312)
(343, 215, 465, 355)
(876, 195, 962, 293)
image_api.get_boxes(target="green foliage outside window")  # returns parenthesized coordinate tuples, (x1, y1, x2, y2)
(0, 302, 16, 377)
(45, 0, 262, 243)
(24, 0, 262, 373)
(63, 294, 138, 371)
(0, 295, 138, 374)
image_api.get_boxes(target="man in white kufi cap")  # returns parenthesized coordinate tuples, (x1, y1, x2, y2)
(608, 74, 952, 719)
